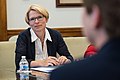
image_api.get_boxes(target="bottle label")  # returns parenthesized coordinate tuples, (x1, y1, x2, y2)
(23, 65, 28, 69)
(20, 65, 28, 71)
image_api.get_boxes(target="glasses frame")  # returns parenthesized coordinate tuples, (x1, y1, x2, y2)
(29, 16, 44, 23)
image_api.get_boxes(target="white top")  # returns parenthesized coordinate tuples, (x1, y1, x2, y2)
(30, 28, 52, 60)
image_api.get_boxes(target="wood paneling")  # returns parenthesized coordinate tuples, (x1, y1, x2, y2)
(7, 29, 24, 40)
(53, 27, 83, 37)
(0, 0, 7, 41)
(7, 27, 84, 40)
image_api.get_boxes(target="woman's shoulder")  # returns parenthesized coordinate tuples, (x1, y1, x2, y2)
(47, 27, 60, 34)
(19, 28, 31, 35)
(46, 27, 62, 40)
(17, 28, 31, 40)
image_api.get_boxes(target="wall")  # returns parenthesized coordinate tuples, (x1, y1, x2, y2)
(7, 0, 84, 29)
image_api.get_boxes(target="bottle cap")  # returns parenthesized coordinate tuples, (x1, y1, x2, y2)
(22, 56, 26, 58)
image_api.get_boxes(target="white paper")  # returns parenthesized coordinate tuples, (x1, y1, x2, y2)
(30, 66, 59, 73)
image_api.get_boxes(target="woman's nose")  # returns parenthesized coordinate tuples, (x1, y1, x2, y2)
(34, 19, 39, 23)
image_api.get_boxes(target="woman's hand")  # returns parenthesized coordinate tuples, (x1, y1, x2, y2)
(30, 56, 70, 67)
(58, 56, 71, 65)
(44, 56, 60, 66)
(30, 56, 60, 67)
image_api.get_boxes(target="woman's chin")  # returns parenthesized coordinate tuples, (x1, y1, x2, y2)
(35, 28, 44, 32)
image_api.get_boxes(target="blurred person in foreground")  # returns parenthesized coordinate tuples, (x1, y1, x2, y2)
(15, 4, 73, 70)
(50, 0, 120, 80)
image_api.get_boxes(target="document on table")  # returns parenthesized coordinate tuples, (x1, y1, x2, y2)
(30, 66, 60, 73)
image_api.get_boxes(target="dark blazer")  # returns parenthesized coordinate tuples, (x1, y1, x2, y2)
(50, 38, 120, 80)
(15, 28, 73, 70)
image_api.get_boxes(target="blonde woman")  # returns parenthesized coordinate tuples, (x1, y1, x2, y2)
(15, 4, 73, 70)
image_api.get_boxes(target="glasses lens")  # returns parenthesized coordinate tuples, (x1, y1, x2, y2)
(29, 17, 35, 22)
(37, 16, 44, 21)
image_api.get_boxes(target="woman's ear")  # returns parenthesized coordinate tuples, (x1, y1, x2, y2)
(45, 18, 48, 23)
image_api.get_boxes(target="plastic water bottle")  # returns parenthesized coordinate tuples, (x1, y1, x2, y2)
(19, 56, 29, 71)
(19, 56, 29, 80)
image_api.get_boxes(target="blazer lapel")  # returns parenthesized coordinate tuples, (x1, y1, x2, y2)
(47, 40, 53, 56)
(31, 42, 35, 59)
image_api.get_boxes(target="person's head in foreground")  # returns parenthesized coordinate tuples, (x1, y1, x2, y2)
(50, 0, 120, 80)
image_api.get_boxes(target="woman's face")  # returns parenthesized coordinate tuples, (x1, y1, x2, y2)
(28, 10, 48, 32)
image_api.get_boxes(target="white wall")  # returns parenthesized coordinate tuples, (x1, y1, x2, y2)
(7, 0, 84, 29)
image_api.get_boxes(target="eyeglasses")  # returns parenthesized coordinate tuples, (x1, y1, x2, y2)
(29, 16, 44, 22)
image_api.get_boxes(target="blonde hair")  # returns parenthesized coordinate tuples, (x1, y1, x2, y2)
(25, 4, 49, 24)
